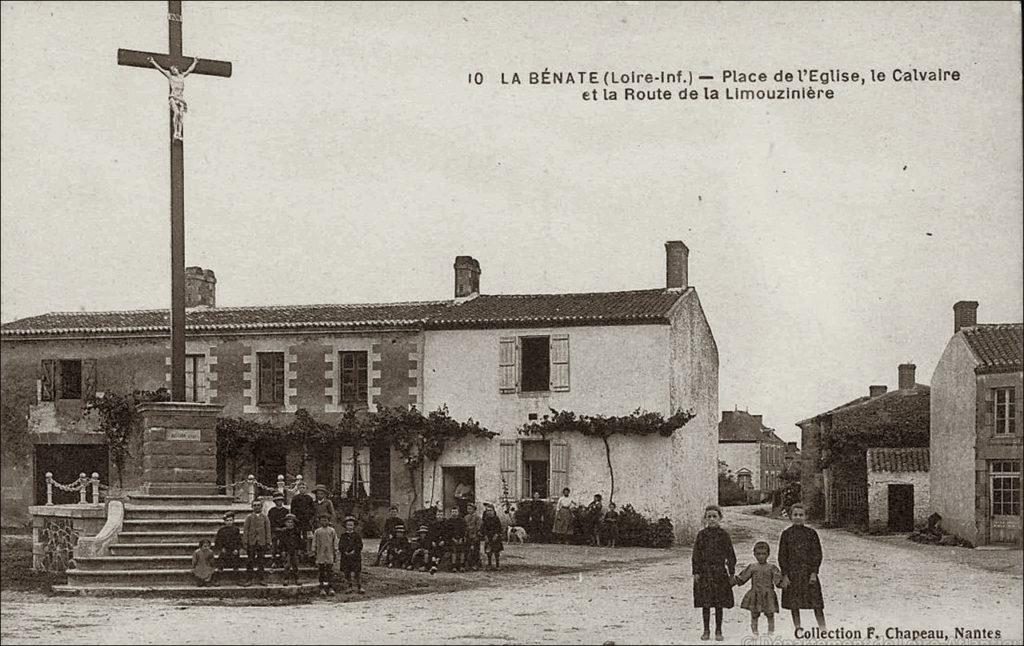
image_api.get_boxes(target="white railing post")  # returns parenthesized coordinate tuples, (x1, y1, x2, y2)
(277, 474, 285, 497)
(91, 472, 100, 504)
(45, 472, 54, 506)
(78, 473, 88, 504)
(247, 474, 256, 504)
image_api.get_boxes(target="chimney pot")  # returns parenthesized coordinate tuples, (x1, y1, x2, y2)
(869, 385, 888, 398)
(454, 256, 481, 298)
(953, 300, 979, 333)
(665, 241, 689, 290)
(185, 266, 216, 307)
(898, 364, 916, 390)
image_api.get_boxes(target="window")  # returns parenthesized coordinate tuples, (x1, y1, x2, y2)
(339, 351, 368, 404)
(520, 336, 550, 392)
(994, 388, 1017, 435)
(185, 354, 206, 403)
(522, 441, 550, 499)
(991, 461, 1021, 517)
(257, 352, 285, 404)
(338, 445, 371, 499)
(736, 470, 753, 491)
(40, 359, 95, 401)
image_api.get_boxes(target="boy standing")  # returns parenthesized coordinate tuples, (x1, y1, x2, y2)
(603, 502, 620, 548)
(312, 514, 338, 595)
(279, 513, 303, 586)
(214, 512, 241, 574)
(463, 502, 482, 570)
(444, 507, 467, 572)
(375, 505, 403, 566)
(290, 481, 316, 558)
(338, 515, 365, 594)
(243, 500, 272, 586)
(267, 494, 288, 567)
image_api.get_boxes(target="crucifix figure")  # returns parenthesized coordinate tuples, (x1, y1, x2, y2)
(148, 55, 198, 141)
(117, 1, 232, 401)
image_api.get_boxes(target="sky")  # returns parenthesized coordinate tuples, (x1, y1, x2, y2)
(2, 1, 1022, 444)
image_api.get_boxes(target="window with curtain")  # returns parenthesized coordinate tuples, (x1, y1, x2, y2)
(338, 446, 371, 498)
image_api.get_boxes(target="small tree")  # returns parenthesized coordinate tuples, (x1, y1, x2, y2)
(84, 388, 170, 487)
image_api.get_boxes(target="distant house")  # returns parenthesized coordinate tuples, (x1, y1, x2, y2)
(866, 447, 930, 533)
(784, 441, 802, 471)
(797, 364, 930, 526)
(718, 410, 786, 500)
(930, 301, 1022, 547)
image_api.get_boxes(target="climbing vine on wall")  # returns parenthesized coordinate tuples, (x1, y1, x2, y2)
(518, 408, 696, 504)
(84, 388, 170, 486)
(819, 391, 930, 470)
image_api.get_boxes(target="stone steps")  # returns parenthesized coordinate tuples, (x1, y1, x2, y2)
(117, 531, 221, 544)
(110, 542, 214, 556)
(128, 494, 240, 507)
(66, 567, 317, 587)
(124, 505, 253, 520)
(122, 518, 238, 534)
(74, 555, 320, 572)
(52, 583, 320, 598)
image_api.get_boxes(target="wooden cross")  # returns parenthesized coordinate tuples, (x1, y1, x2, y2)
(117, 1, 231, 402)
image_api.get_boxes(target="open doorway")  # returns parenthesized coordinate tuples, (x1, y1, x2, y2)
(254, 440, 288, 492)
(522, 440, 550, 499)
(887, 484, 914, 532)
(442, 466, 475, 515)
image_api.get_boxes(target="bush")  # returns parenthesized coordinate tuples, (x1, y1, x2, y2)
(718, 473, 748, 506)
(616, 504, 674, 548)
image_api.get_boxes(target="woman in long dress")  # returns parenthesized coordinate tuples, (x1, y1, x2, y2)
(552, 487, 574, 543)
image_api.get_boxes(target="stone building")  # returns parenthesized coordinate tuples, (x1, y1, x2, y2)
(797, 364, 930, 526)
(2, 242, 719, 540)
(866, 447, 930, 533)
(420, 241, 719, 542)
(930, 301, 1022, 547)
(718, 410, 786, 499)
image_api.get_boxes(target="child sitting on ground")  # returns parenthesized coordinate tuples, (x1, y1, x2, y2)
(735, 541, 783, 636)
(338, 515, 365, 594)
(384, 524, 411, 568)
(312, 514, 338, 596)
(408, 525, 436, 572)
(192, 539, 216, 587)
(213, 512, 241, 574)
(481, 504, 504, 569)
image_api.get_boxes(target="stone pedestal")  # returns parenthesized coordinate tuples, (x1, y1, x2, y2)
(136, 402, 223, 495)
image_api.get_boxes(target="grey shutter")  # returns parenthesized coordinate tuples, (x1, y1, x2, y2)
(82, 359, 97, 400)
(274, 354, 285, 403)
(984, 388, 995, 432)
(499, 441, 518, 500)
(551, 441, 569, 495)
(40, 360, 55, 402)
(550, 335, 570, 392)
(498, 337, 518, 393)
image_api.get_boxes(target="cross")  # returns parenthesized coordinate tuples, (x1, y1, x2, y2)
(117, 1, 231, 402)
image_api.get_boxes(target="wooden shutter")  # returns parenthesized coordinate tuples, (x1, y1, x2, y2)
(81, 359, 97, 400)
(40, 360, 56, 402)
(499, 441, 518, 499)
(498, 337, 518, 393)
(551, 441, 569, 495)
(274, 354, 285, 403)
(984, 388, 995, 432)
(549, 335, 570, 392)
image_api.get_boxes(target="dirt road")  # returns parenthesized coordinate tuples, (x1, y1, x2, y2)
(2, 509, 1021, 644)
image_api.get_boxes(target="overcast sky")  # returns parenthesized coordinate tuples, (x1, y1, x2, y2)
(2, 2, 1021, 443)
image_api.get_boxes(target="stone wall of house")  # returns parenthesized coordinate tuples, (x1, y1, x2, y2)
(974, 370, 1024, 546)
(719, 442, 760, 488)
(867, 469, 930, 533)
(929, 334, 980, 544)
(799, 419, 824, 520)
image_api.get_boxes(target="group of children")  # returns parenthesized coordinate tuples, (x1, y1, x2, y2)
(374, 502, 505, 574)
(692, 503, 827, 641)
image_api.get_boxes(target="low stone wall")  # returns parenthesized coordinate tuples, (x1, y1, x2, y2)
(29, 504, 106, 572)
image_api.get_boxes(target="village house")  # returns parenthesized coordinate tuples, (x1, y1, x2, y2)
(865, 447, 930, 533)
(930, 301, 1022, 547)
(419, 241, 719, 542)
(717, 410, 786, 500)
(1, 241, 718, 541)
(797, 364, 930, 527)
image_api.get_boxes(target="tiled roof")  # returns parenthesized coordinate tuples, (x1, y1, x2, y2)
(425, 288, 687, 329)
(0, 302, 451, 337)
(719, 411, 777, 443)
(1, 288, 687, 337)
(796, 384, 930, 426)
(867, 447, 930, 473)
(962, 324, 1023, 374)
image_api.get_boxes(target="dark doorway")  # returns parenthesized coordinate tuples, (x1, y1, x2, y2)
(522, 440, 550, 499)
(442, 466, 475, 515)
(34, 444, 108, 505)
(887, 484, 914, 532)
(254, 440, 288, 492)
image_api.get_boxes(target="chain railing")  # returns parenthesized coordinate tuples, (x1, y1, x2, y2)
(45, 472, 102, 505)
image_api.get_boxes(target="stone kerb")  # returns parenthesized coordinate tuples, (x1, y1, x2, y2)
(136, 402, 223, 494)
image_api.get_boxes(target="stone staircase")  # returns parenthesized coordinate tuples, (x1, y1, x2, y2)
(53, 494, 319, 597)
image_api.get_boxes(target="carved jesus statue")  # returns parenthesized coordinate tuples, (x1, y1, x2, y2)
(148, 56, 198, 141)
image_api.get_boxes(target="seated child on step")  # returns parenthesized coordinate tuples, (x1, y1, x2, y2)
(213, 512, 241, 573)
(192, 538, 216, 587)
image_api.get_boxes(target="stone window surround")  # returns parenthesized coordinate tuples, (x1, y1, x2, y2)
(242, 340, 297, 414)
(324, 338, 381, 413)
(165, 341, 218, 403)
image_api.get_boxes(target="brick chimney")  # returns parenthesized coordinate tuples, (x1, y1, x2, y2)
(898, 364, 916, 390)
(454, 256, 481, 298)
(869, 385, 888, 398)
(665, 241, 689, 290)
(185, 266, 216, 307)
(953, 300, 978, 333)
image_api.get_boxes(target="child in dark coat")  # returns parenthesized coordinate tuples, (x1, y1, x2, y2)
(278, 513, 303, 586)
(481, 504, 504, 569)
(463, 502, 482, 570)
(338, 516, 365, 593)
(384, 524, 411, 568)
(778, 503, 827, 631)
(603, 502, 620, 547)
(213, 512, 241, 573)
(375, 505, 403, 566)
(692, 505, 736, 641)
(444, 507, 467, 572)
(267, 494, 288, 567)
(408, 525, 434, 571)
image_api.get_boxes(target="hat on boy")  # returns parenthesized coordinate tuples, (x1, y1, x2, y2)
(223, 512, 235, 520)
(272, 493, 285, 501)
(394, 524, 406, 532)
(343, 515, 357, 524)
(314, 484, 328, 493)
(284, 513, 297, 521)
(417, 525, 429, 533)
